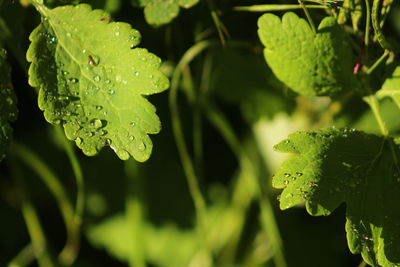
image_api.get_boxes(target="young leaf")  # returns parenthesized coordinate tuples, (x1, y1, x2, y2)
(257, 12, 360, 97)
(27, 4, 169, 162)
(134, 0, 199, 26)
(0, 48, 17, 162)
(377, 66, 400, 109)
(273, 128, 400, 266)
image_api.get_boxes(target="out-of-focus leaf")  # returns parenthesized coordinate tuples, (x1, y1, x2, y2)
(27, 4, 169, 161)
(377, 66, 400, 109)
(274, 127, 400, 266)
(133, 0, 199, 26)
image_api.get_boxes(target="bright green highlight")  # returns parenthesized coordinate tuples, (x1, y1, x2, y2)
(377, 66, 400, 109)
(27, 4, 169, 162)
(257, 12, 360, 96)
(0, 47, 17, 162)
(274, 127, 400, 266)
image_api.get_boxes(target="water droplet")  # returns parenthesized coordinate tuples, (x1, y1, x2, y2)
(105, 79, 111, 84)
(93, 75, 101, 82)
(82, 49, 87, 54)
(105, 138, 112, 145)
(49, 36, 57, 44)
(115, 75, 122, 82)
(115, 31, 120, 36)
(68, 78, 78, 83)
(283, 180, 289, 185)
(130, 122, 136, 126)
(295, 172, 303, 177)
(134, 71, 140, 76)
(103, 111, 108, 116)
(129, 136, 134, 141)
(95, 105, 103, 110)
(138, 142, 146, 151)
(89, 119, 103, 129)
(85, 131, 94, 137)
(97, 129, 107, 136)
(284, 173, 291, 178)
(58, 95, 69, 101)
(109, 89, 116, 95)
(62, 70, 69, 75)
(76, 137, 82, 145)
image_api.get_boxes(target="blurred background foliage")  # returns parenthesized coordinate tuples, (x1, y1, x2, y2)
(1, 0, 400, 266)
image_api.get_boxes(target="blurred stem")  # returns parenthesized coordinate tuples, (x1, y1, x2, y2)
(125, 160, 146, 267)
(234, 4, 326, 12)
(298, 0, 316, 33)
(364, 0, 371, 55)
(206, 0, 229, 45)
(169, 40, 211, 238)
(371, 0, 392, 51)
(358, 260, 367, 267)
(8, 157, 55, 267)
(8, 244, 35, 267)
(364, 95, 389, 136)
(365, 50, 389, 75)
(11, 142, 76, 265)
(54, 126, 84, 266)
(203, 101, 287, 267)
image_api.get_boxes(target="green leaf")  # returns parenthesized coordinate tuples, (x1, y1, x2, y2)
(273, 128, 400, 266)
(27, 4, 169, 162)
(135, 0, 199, 26)
(377, 66, 400, 109)
(257, 12, 360, 97)
(87, 214, 198, 266)
(0, 48, 17, 162)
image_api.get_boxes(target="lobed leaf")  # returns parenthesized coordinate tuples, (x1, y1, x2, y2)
(134, 0, 199, 26)
(27, 4, 169, 161)
(0, 48, 17, 162)
(273, 128, 400, 266)
(377, 66, 400, 109)
(257, 12, 360, 97)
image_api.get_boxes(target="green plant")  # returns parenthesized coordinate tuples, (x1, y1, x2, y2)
(0, 0, 400, 266)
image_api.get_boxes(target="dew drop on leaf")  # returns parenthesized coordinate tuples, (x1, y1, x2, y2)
(138, 142, 146, 151)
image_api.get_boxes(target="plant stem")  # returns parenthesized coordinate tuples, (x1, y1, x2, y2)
(54, 126, 84, 266)
(206, 0, 229, 45)
(8, 158, 55, 267)
(125, 160, 146, 267)
(298, 0, 317, 33)
(365, 50, 389, 75)
(372, 0, 392, 51)
(364, 0, 371, 55)
(8, 244, 35, 267)
(364, 95, 389, 136)
(203, 101, 287, 267)
(169, 40, 212, 236)
(234, 4, 326, 12)
(11, 142, 76, 264)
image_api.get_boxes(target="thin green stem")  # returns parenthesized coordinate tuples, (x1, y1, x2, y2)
(364, 95, 389, 136)
(54, 126, 84, 266)
(206, 0, 229, 45)
(169, 40, 212, 235)
(298, 0, 317, 33)
(364, 0, 371, 54)
(8, 244, 35, 267)
(125, 160, 146, 267)
(372, 0, 392, 51)
(203, 101, 287, 267)
(9, 158, 55, 267)
(234, 4, 326, 12)
(365, 50, 389, 75)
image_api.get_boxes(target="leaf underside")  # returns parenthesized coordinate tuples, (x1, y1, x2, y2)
(257, 12, 360, 97)
(0, 48, 17, 162)
(27, 4, 169, 162)
(274, 128, 400, 266)
(137, 0, 199, 26)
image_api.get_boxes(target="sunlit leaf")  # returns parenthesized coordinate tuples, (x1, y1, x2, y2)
(0, 48, 17, 162)
(27, 4, 169, 161)
(377, 66, 400, 109)
(274, 128, 400, 266)
(257, 12, 360, 96)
